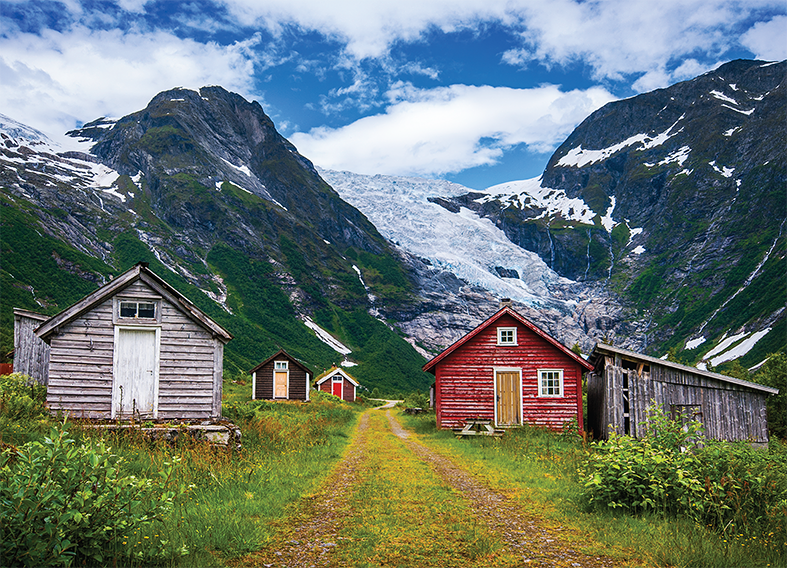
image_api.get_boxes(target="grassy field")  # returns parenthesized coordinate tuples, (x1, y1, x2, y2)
(2, 373, 785, 567)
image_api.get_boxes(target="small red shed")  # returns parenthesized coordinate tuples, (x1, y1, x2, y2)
(250, 349, 312, 401)
(423, 305, 594, 431)
(315, 367, 360, 402)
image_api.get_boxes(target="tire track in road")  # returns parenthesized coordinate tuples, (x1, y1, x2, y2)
(385, 410, 622, 568)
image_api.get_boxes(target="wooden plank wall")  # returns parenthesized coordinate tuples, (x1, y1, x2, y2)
(13, 311, 50, 385)
(602, 359, 770, 443)
(435, 314, 583, 430)
(253, 358, 309, 400)
(46, 280, 222, 420)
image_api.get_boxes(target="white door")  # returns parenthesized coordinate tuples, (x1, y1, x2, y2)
(113, 328, 158, 418)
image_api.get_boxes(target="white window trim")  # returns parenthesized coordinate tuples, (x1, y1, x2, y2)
(111, 325, 161, 419)
(113, 297, 162, 325)
(538, 369, 564, 398)
(493, 366, 522, 427)
(497, 327, 517, 346)
(252, 371, 257, 400)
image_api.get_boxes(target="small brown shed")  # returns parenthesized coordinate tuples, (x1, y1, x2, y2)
(315, 367, 360, 402)
(587, 343, 778, 443)
(250, 349, 312, 401)
(34, 262, 233, 420)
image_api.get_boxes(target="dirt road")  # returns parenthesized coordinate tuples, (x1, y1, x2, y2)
(240, 408, 623, 567)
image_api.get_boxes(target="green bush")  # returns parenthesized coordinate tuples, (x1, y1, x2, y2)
(581, 405, 787, 557)
(0, 422, 186, 567)
(0, 373, 48, 421)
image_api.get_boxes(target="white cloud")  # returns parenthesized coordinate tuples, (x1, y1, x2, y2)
(0, 26, 262, 145)
(290, 83, 615, 176)
(740, 15, 787, 61)
(220, 0, 784, 80)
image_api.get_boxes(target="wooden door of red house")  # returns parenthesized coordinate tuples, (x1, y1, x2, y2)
(332, 376, 343, 398)
(496, 370, 521, 426)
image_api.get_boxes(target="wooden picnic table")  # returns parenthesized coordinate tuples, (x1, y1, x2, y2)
(455, 419, 504, 437)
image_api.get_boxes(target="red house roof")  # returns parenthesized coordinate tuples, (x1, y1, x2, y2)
(422, 306, 593, 373)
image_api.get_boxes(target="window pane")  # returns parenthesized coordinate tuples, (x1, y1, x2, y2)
(120, 302, 137, 318)
(275, 361, 288, 370)
(137, 303, 155, 318)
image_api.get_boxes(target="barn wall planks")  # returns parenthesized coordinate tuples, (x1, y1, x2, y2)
(592, 346, 772, 443)
(13, 310, 51, 385)
(434, 313, 585, 431)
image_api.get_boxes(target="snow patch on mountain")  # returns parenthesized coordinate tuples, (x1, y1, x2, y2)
(319, 169, 574, 308)
(476, 177, 597, 225)
(302, 316, 352, 355)
(556, 115, 684, 168)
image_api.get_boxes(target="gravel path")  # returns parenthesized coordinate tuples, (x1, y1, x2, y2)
(242, 409, 624, 567)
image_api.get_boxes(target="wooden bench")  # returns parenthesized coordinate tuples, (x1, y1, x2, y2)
(455, 419, 504, 437)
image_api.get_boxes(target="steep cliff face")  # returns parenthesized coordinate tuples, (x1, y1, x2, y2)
(378, 60, 787, 366)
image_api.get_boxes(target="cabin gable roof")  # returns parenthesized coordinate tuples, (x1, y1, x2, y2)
(35, 263, 233, 342)
(249, 349, 313, 376)
(315, 367, 360, 387)
(590, 343, 778, 395)
(422, 306, 593, 373)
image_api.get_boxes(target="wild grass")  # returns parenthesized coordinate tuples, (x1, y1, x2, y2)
(0, 384, 361, 567)
(399, 412, 787, 568)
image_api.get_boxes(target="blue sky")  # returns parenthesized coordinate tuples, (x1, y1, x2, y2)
(1, 0, 785, 189)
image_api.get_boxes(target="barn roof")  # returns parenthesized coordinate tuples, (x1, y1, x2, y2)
(422, 305, 594, 373)
(315, 366, 360, 386)
(35, 262, 233, 343)
(249, 349, 313, 376)
(590, 342, 779, 395)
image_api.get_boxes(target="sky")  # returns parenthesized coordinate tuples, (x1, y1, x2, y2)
(1, 1, 785, 189)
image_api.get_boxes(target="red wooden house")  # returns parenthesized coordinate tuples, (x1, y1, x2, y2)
(423, 305, 593, 431)
(315, 367, 360, 402)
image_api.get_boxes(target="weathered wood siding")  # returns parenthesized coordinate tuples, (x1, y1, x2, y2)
(597, 357, 770, 443)
(46, 280, 222, 420)
(434, 314, 584, 430)
(13, 310, 50, 385)
(253, 355, 309, 401)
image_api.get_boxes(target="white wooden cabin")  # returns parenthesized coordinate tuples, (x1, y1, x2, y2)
(35, 263, 233, 420)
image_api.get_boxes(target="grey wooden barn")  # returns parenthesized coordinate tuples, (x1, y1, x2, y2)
(250, 349, 312, 401)
(13, 308, 51, 385)
(587, 343, 778, 444)
(35, 262, 233, 420)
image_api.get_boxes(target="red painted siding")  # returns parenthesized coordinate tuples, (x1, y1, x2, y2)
(433, 314, 584, 431)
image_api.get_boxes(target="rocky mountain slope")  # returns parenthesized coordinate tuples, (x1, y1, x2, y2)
(0, 90, 435, 395)
(412, 59, 786, 368)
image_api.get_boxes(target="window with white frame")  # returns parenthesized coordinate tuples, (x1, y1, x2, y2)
(497, 327, 517, 345)
(275, 361, 288, 370)
(118, 300, 157, 320)
(539, 369, 563, 397)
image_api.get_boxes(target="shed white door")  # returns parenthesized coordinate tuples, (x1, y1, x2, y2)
(113, 328, 157, 418)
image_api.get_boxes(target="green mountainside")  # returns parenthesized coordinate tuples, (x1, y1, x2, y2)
(432, 60, 786, 370)
(0, 88, 432, 396)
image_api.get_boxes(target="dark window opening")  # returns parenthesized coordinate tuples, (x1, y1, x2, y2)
(120, 301, 156, 319)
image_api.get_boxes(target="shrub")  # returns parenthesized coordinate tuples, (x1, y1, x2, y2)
(0, 422, 185, 567)
(0, 373, 47, 421)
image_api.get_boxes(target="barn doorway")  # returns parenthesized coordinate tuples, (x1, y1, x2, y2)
(495, 370, 521, 426)
(112, 328, 158, 419)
